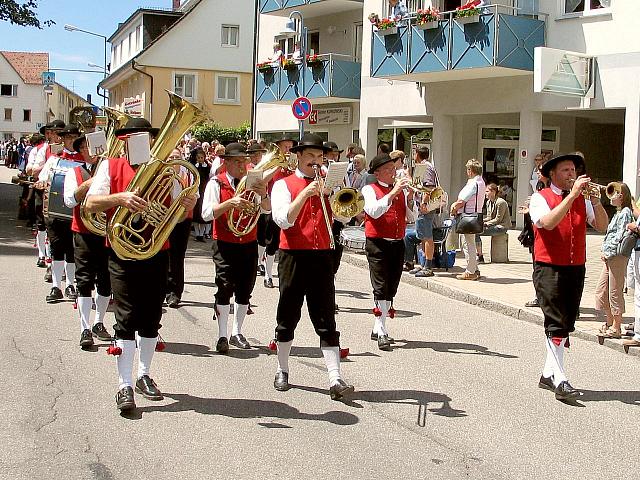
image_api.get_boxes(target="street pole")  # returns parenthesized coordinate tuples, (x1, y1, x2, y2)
(288, 11, 306, 141)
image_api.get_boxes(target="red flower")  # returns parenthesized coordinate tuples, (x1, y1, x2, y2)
(106, 344, 122, 356)
(373, 307, 382, 317)
(340, 348, 350, 359)
(268, 339, 278, 351)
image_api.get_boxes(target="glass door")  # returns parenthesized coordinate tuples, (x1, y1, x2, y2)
(482, 146, 517, 220)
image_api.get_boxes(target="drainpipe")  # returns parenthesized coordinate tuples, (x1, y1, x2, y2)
(131, 59, 154, 121)
(251, 0, 260, 139)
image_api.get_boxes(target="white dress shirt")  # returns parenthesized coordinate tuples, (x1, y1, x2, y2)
(271, 169, 306, 230)
(361, 181, 416, 222)
(63, 163, 90, 208)
(201, 172, 236, 222)
(529, 183, 595, 227)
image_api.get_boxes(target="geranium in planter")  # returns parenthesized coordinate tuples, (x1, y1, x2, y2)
(455, 0, 481, 24)
(416, 7, 440, 30)
(256, 61, 274, 72)
(282, 58, 298, 70)
(368, 12, 399, 36)
(306, 54, 323, 67)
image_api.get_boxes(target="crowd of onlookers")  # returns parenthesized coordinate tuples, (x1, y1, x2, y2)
(1, 137, 30, 170)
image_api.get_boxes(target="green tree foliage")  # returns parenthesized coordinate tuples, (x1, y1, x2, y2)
(0, 0, 55, 28)
(191, 121, 251, 144)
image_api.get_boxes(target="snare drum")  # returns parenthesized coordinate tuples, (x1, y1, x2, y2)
(339, 226, 366, 252)
(44, 159, 80, 221)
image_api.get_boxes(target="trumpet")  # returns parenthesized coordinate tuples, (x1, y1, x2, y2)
(312, 165, 335, 249)
(568, 179, 622, 200)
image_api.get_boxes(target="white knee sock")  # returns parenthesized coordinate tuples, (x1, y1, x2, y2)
(116, 339, 136, 389)
(36, 231, 46, 258)
(137, 334, 158, 378)
(64, 261, 76, 286)
(216, 304, 230, 338)
(265, 254, 275, 280)
(45, 237, 51, 258)
(373, 300, 388, 335)
(544, 337, 568, 387)
(232, 303, 248, 336)
(276, 340, 292, 373)
(51, 260, 64, 289)
(258, 245, 266, 264)
(94, 294, 110, 325)
(77, 296, 92, 331)
(321, 346, 342, 387)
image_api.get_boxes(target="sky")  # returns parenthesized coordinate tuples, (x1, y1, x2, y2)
(0, 0, 172, 103)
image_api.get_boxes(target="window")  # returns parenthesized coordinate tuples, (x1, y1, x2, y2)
(354, 23, 363, 63)
(4, 109, 12, 121)
(129, 31, 136, 54)
(215, 75, 239, 103)
(307, 31, 320, 56)
(221, 25, 239, 47)
(136, 25, 143, 50)
(564, 0, 611, 15)
(23, 110, 31, 122)
(1, 84, 17, 96)
(174, 73, 196, 100)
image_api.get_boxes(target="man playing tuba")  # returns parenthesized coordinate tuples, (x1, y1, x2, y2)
(201, 143, 270, 353)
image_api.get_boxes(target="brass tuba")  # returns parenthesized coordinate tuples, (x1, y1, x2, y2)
(69, 106, 97, 133)
(80, 107, 133, 236)
(330, 187, 364, 218)
(227, 143, 289, 236)
(108, 91, 206, 260)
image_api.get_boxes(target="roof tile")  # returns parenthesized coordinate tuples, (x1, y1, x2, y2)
(1, 51, 49, 84)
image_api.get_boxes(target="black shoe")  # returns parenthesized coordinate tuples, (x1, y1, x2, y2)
(216, 337, 229, 354)
(329, 379, 354, 401)
(554, 381, 581, 401)
(229, 334, 251, 349)
(378, 334, 393, 351)
(477, 255, 485, 264)
(335, 303, 339, 312)
(46, 287, 63, 303)
(257, 264, 265, 276)
(195, 235, 205, 242)
(525, 298, 540, 307)
(115, 386, 136, 411)
(64, 285, 77, 300)
(370, 331, 395, 343)
(166, 293, 180, 308)
(135, 375, 164, 401)
(44, 268, 52, 283)
(274, 371, 290, 391)
(80, 329, 94, 349)
(91, 322, 112, 341)
(36, 257, 46, 268)
(264, 278, 274, 288)
(538, 375, 555, 391)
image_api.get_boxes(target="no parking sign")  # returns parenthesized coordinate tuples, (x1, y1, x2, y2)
(291, 97, 312, 121)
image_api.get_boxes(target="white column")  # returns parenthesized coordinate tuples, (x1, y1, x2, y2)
(517, 110, 542, 229)
(623, 102, 640, 199)
(359, 116, 379, 166)
(432, 114, 454, 197)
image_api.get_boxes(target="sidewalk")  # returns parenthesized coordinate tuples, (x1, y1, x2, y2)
(342, 228, 639, 358)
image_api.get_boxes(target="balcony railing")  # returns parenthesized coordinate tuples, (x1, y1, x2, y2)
(370, 4, 545, 81)
(257, 54, 361, 103)
(260, 0, 363, 15)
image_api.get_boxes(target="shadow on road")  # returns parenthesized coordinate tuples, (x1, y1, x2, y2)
(337, 306, 420, 318)
(335, 289, 370, 300)
(395, 340, 518, 358)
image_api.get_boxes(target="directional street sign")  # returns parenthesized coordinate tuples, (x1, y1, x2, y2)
(291, 96, 312, 121)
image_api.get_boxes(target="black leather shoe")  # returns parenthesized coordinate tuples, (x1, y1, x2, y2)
(92, 322, 112, 341)
(264, 278, 274, 288)
(65, 285, 77, 300)
(257, 264, 265, 276)
(46, 287, 63, 303)
(525, 298, 540, 307)
(80, 329, 94, 349)
(538, 375, 554, 391)
(44, 268, 52, 283)
(329, 379, 354, 401)
(115, 386, 136, 411)
(554, 381, 581, 401)
(230, 334, 251, 349)
(370, 331, 395, 343)
(166, 292, 180, 308)
(36, 257, 46, 268)
(135, 375, 164, 400)
(274, 371, 290, 391)
(216, 337, 229, 354)
(378, 334, 393, 351)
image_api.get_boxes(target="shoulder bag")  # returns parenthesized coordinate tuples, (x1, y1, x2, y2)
(455, 183, 484, 234)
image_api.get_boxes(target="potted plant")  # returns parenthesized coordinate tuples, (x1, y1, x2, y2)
(256, 61, 274, 73)
(415, 7, 440, 30)
(455, 0, 481, 25)
(282, 58, 298, 70)
(306, 54, 323, 67)
(369, 12, 399, 36)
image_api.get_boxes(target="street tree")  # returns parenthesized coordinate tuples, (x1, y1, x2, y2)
(0, 0, 54, 28)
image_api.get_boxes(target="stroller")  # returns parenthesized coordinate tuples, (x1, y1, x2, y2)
(432, 218, 455, 271)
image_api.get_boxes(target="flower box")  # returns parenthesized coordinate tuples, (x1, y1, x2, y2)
(258, 66, 274, 73)
(455, 14, 480, 25)
(416, 20, 439, 30)
(378, 26, 398, 36)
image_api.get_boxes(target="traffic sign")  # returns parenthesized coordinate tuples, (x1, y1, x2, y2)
(308, 110, 318, 125)
(291, 96, 312, 121)
(41, 71, 55, 85)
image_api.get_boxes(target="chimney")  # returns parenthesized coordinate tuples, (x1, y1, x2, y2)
(172, 0, 180, 10)
(86, 94, 92, 104)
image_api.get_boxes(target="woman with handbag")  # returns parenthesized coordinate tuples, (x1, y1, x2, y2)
(595, 183, 634, 338)
(450, 159, 486, 281)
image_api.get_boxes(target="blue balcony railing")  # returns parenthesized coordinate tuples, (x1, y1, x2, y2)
(257, 54, 361, 103)
(260, 0, 364, 14)
(371, 5, 545, 80)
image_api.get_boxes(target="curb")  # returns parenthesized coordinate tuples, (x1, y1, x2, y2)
(341, 252, 640, 359)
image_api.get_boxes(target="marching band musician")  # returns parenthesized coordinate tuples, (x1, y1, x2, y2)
(36, 123, 84, 303)
(529, 153, 607, 401)
(201, 143, 270, 352)
(270, 133, 354, 400)
(362, 154, 415, 351)
(63, 135, 112, 349)
(85, 117, 198, 412)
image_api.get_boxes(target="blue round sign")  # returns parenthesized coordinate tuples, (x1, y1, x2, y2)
(292, 97, 312, 120)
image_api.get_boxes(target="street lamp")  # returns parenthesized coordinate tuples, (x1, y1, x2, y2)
(280, 11, 307, 140)
(65, 24, 108, 106)
(87, 62, 107, 73)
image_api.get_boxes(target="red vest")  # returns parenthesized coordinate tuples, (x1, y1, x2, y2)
(61, 150, 84, 161)
(212, 173, 257, 243)
(107, 157, 169, 251)
(268, 168, 293, 195)
(71, 166, 90, 234)
(364, 183, 407, 240)
(533, 188, 587, 266)
(279, 174, 332, 250)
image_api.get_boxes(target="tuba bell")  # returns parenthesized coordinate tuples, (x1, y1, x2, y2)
(108, 91, 206, 260)
(227, 143, 290, 236)
(69, 106, 97, 133)
(330, 187, 364, 218)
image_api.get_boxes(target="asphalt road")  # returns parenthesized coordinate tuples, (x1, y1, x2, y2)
(0, 172, 639, 480)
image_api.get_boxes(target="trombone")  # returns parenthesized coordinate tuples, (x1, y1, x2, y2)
(312, 164, 335, 249)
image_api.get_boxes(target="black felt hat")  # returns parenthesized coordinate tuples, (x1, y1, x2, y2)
(114, 117, 160, 137)
(323, 141, 343, 154)
(58, 124, 81, 137)
(72, 135, 86, 153)
(540, 152, 585, 178)
(290, 133, 332, 154)
(274, 133, 299, 146)
(40, 119, 65, 135)
(221, 142, 250, 158)
(368, 153, 394, 174)
(247, 143, 267, 154)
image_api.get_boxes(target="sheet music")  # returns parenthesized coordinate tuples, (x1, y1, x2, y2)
(245, 169, 263, 190)
(126, 133, 151, 166)
(86, 131, 107, 157)
(413, 163, 427, 183)
(323, 161, 349, 190)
